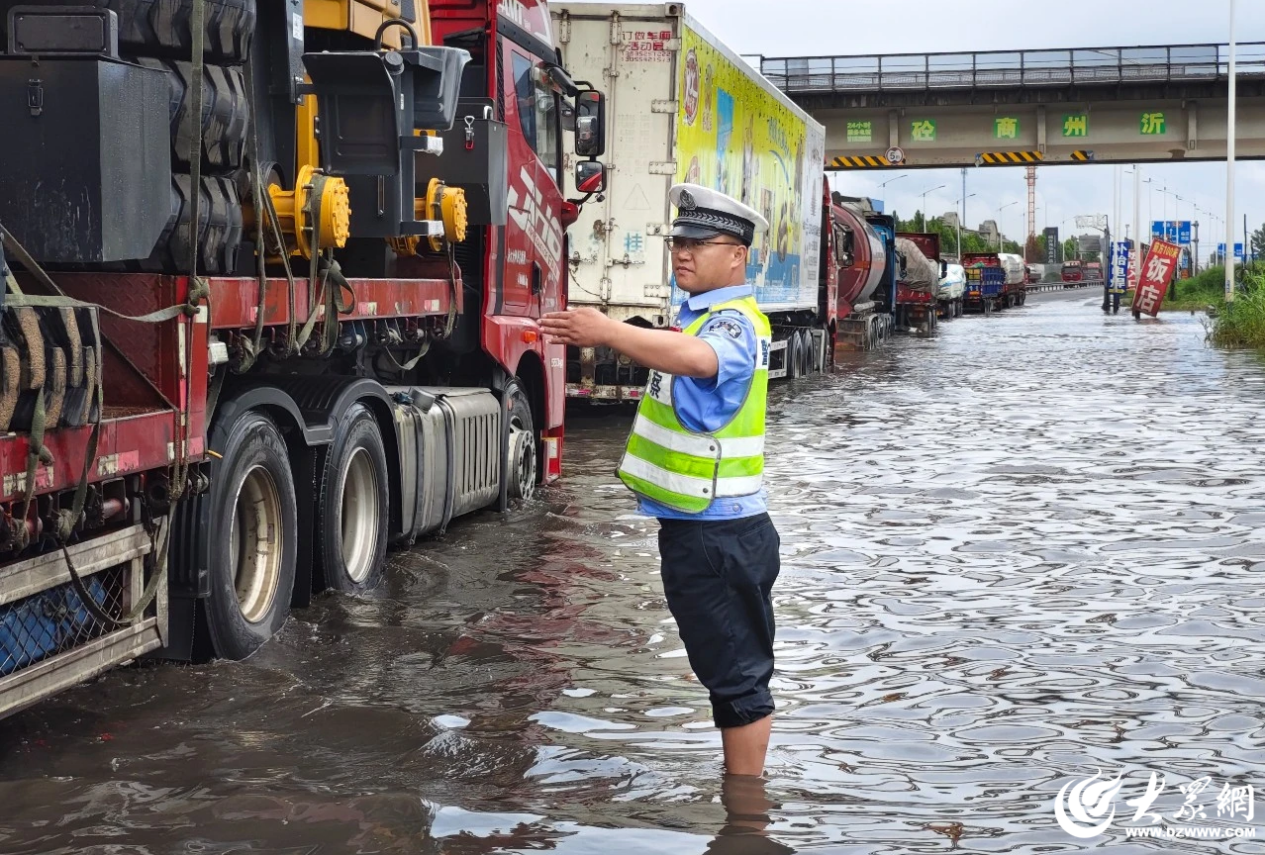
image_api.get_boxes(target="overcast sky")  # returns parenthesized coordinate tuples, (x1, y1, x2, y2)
(567, 0, 1264, 260)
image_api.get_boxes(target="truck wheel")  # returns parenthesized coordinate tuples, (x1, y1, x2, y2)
(98, 0, 257, 64)
(312, 404, 389, 594)
(205, 411, 297, 660)
(788, 332, 804, 379)
(507, 387, 537, 502)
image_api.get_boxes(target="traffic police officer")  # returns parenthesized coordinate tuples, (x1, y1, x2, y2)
(541, 183, 780, 777)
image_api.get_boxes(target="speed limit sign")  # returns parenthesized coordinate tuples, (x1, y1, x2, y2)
(885, 147, 905, 164)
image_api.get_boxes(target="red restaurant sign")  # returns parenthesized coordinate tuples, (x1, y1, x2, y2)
(1132, 240, 1181, 318)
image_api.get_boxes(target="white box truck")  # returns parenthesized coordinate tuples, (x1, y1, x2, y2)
(552, 2, 830, 402)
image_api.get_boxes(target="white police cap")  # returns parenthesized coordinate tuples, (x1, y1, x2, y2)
(668, 183, 770, 247)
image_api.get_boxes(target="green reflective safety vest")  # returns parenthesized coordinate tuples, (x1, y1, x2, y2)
(616, 295, 771, 513)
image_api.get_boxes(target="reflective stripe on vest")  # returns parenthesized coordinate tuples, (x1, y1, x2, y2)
(616, 295, 771, 513)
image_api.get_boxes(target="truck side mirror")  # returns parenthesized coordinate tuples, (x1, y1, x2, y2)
(574, 90, 606, 158)
(575, 160, 606, 195)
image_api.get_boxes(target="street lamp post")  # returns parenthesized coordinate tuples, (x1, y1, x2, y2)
(998, 201, 1019, 251)
(952, 193, 976, 258)
(1226, 0, 1238, 302)
(918, 184, 945, 231)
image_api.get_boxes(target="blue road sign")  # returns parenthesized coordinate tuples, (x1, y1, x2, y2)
(1152, 221, 1191, 244)
(1109, 241, 1130, 293)
(1218, 242, 1245, 260)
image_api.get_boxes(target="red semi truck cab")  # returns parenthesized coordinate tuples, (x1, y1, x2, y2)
(0, 0, 607, 717)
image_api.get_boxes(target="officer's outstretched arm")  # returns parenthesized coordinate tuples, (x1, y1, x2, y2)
(541, 308, 719, 379)
(606, 323, 720, 379)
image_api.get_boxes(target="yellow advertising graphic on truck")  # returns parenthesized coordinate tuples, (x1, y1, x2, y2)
(551, 3, 829, 400)
(675, 23, 823, 310)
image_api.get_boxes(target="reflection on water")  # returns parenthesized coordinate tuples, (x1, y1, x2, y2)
(2, 291, 1264, 853)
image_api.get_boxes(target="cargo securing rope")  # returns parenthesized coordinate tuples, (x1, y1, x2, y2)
(169, 0, 210, 507)
(2, 234, 166, 627)
(0, 0, 213, 628)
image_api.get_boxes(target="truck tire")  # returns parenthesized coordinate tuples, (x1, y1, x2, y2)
(310, 404, 389, 594)
(144, 174, 243, 274)
(142, 59, 249, 172)
(204, 411, 298, 661)
(507, 386, 537, 502)
(787, 332, 804, 379)
(93, 0, 257, 64)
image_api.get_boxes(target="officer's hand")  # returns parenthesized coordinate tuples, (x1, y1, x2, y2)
(540, 307, 612, 347)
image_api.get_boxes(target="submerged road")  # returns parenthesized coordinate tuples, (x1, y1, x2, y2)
(1, 289, 1263, 854)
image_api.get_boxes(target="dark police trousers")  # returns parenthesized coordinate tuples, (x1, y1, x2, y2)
(657, 512, 781, 728)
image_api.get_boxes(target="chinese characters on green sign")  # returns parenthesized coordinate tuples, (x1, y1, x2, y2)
(994, 117, 1019, 140)
(1140, 112, 1166, 135)
(910, 119, 937, 142)
(846, 121, 873, 143)
(1062, 114, 1088, 137)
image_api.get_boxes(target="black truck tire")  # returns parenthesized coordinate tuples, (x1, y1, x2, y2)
(145, 174, 244, 274)
(93, 0, 257, 64)
(142, 59, 249, 172)
(507, 386, 538, 502)
(204, 411, 298, 661)
(309, 404, 390, 595)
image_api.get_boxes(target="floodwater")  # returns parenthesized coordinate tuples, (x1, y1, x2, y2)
(2, 289, 1264, 854)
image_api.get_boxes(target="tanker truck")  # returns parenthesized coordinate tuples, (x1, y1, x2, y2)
(825, 193, 896, 351)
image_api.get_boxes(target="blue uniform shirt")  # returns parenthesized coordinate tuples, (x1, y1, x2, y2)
(636, 284, 769, 521)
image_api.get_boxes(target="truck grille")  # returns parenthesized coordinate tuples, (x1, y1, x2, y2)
(1, 567, 127, 679)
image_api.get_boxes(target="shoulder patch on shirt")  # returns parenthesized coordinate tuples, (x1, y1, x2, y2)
(708, 318, 745, 339)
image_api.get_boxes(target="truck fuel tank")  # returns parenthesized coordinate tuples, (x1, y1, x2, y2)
(388, 386, 502, 543)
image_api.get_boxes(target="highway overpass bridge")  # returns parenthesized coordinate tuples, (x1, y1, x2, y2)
(758, 43, 1265, 169)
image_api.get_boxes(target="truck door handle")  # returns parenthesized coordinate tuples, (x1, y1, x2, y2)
(531, 262, 542, 295)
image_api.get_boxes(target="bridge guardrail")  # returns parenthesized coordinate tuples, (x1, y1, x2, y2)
(761, 43, 1265, 94)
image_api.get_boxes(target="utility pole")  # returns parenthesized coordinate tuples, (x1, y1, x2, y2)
(961, 167, 967, 260)
(1226, 0, 1237, 302)
(1026, 165, 1037, 262)
(1193, 221, 1200, 277)
(1133, 166, 1142, 291)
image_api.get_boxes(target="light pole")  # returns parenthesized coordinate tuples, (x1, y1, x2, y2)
(952, 192, 976, 258)
(998, 201, 1019, 251)
(879, 174, 908, 191)
(919, 184, 945, 230)
(1227, 0, 1238, 301)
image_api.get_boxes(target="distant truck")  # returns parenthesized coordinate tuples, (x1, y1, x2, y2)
(997, 252, 1028, 308)
(962, 252, 1025, 310)
(895, 232, 944, 334)
(552, 2, 833, 398)
(1062, 259, 1085, 285)
(826, 192, 896, 351)
(1084, 261, 1105, 282)
(939, 263, 966, 319)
